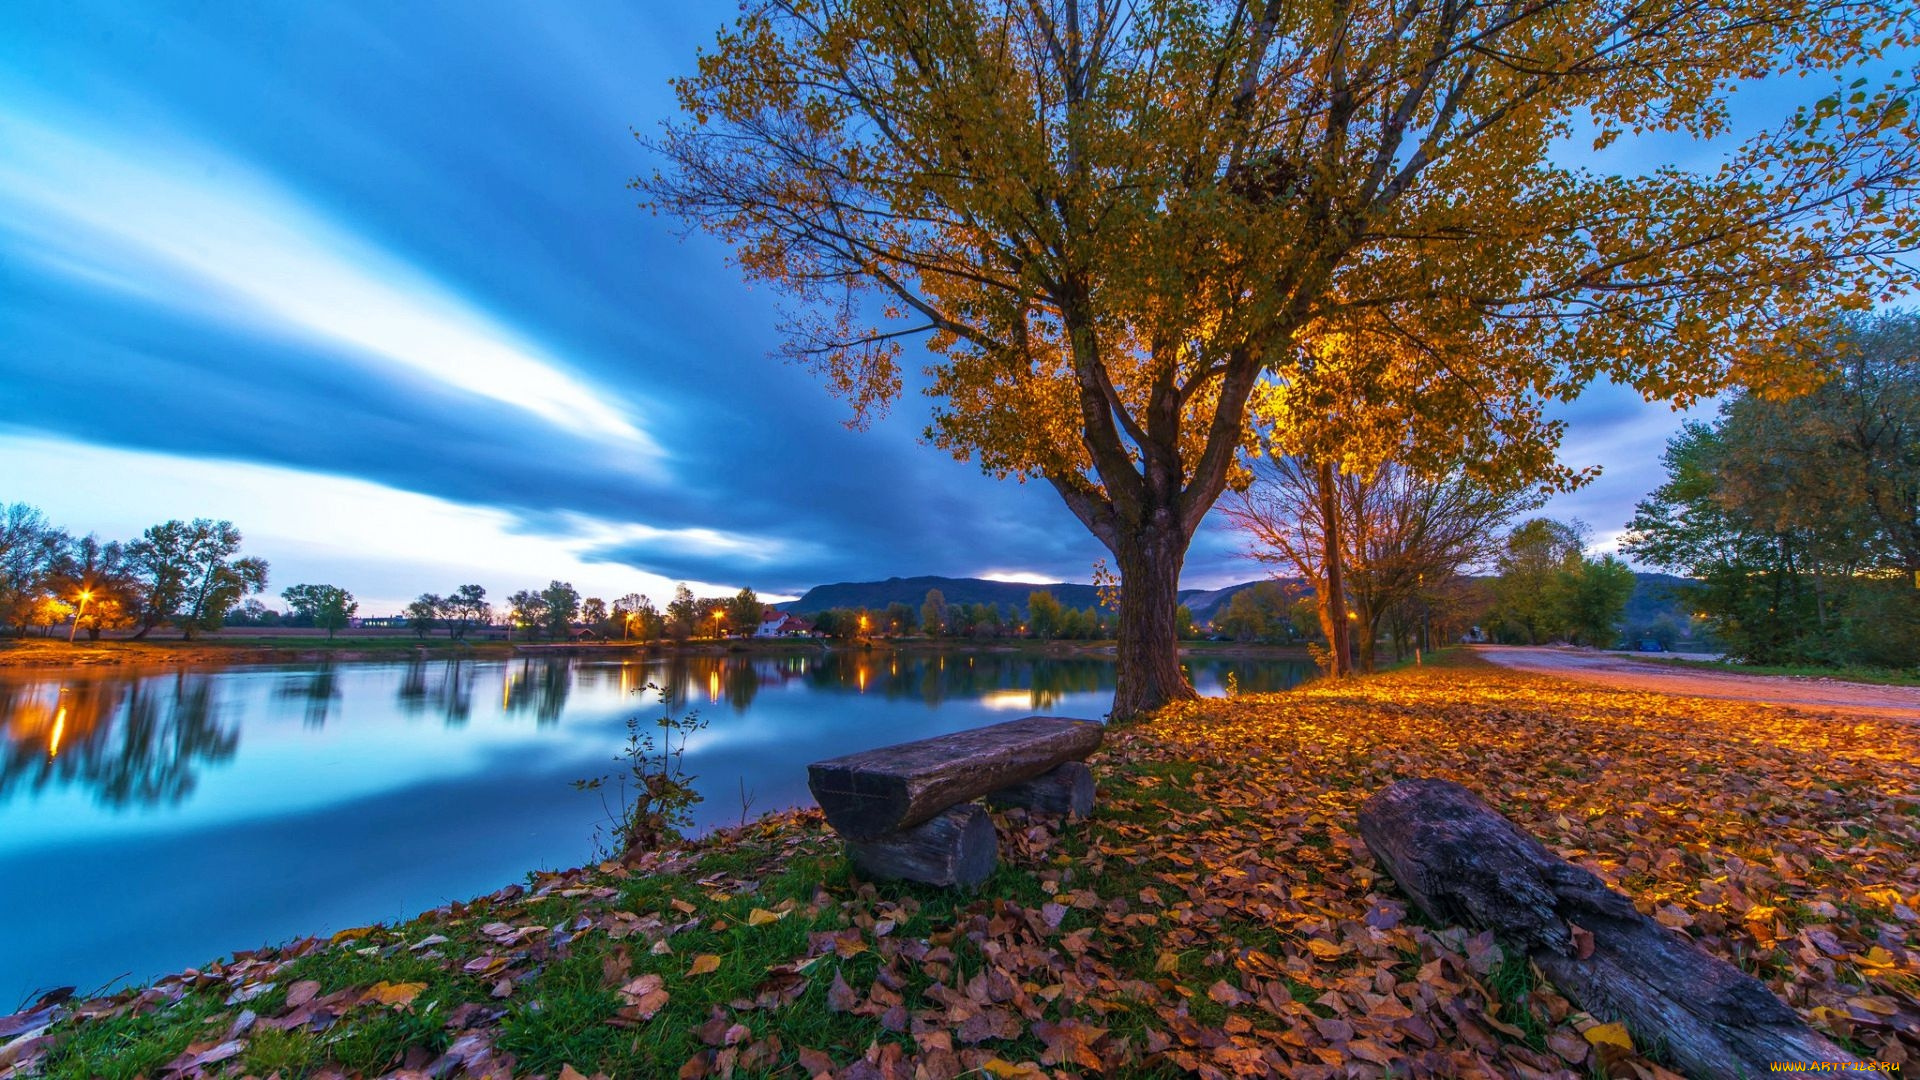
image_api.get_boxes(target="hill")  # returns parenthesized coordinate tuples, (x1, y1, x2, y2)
(781, 576, 1104, 615)
(1624, 571, 1696, 628)
(783, 571, 1701, 631)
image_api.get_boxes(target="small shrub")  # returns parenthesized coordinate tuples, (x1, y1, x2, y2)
(575, 682, 709, 857)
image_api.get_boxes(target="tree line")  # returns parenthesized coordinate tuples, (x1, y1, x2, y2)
(0, 510, 268, 639)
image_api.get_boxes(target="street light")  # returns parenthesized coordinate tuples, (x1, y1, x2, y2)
(713, 610, 726, 640)
(68, 589, 92, 644)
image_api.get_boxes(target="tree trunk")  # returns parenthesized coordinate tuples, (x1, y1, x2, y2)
(1318, 460, 1352, 677)
(1355, 601, 1379, 673)
(1110, 516, 1198, 721)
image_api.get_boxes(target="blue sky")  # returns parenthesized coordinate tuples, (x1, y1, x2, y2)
(0, 3, 1899, 613)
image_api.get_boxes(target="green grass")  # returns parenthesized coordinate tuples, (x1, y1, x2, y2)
(1641, 655, 1920, 686)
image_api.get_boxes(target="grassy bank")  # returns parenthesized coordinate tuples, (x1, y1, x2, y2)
(1641, 654, 1920, 688)
(4, 658, 1915, 1078)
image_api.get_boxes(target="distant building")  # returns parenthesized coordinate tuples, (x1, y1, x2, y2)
(757, 613, 814, 638)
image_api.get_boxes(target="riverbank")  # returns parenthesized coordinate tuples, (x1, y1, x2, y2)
(0, 635, 1312, 672)
(6, 656, 1913, 1077)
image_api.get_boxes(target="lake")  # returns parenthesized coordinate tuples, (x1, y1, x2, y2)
(0, 648, 1310, 1008)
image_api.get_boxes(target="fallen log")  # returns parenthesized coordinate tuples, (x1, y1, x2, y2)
(808, 716, 1102, 840)
(843, 803, 998, 888)
(1357, 778, 1859, 1080)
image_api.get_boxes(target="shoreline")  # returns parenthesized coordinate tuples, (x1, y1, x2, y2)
(0, 635, 1315, 673)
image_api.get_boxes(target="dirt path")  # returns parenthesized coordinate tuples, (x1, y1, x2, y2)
(1474, 645, 1920, 720)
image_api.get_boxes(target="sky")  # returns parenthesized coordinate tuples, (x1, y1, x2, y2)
(0, 3, 1903, 614)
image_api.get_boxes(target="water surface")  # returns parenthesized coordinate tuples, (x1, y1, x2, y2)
(0, 649, 1309, 1007)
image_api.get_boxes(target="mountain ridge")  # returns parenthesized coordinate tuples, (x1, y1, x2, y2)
(779, 572, 1699, 627)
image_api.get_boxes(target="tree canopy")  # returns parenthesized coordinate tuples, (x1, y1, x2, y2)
(645, 0, 1919, 715)
(1624, 313, 1920, 664)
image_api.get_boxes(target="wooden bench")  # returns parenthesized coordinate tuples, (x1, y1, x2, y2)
(806, 715, 1103, 887)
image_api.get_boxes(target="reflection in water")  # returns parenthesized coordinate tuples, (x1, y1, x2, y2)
(395, 660, 476, 725)
(0, 651, 1309, 812)
(502, 658, 572, 725)
(591, 649, 1311, 715)
(0, 672, 238, 808)
(276, 665, 340, 728)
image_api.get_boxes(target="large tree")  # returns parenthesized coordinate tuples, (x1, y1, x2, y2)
(124, 519, 269, 639)
(644, 0, 1920, 716)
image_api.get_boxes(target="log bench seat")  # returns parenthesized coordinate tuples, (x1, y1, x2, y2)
(806, 715, 1102, 887)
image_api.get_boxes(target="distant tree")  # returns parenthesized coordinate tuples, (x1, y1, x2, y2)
(1027, 591, 1063, 641)
(507, 589, 549, 640)
(1490, 519, 1587, 644)
(124, 519, 268, 639)
(970, 603, 1001, 640)
(884, 601, 916, 636)
(665, 584, 698, 642)
(726, 588, 765, 637)
(0, 503, 69, 635)
(582, 597, 610, 634)
(443, 584, 491, 640)
(920, 589, 948, 638)
(53, 533, 137, 640)
(614, 592, 663, 641)
(226, 599, 282, 628)
(1217, 583, 1292, 644)
(282, 584, 358, 640)
(1226, 456, 1538, 671)
(406, 594, 442, 639)
(693, 595, 730, 638)
(1175, 605, 1199, 641)
(540, 580, 581, 639)
(1561, 557, 1638, 647)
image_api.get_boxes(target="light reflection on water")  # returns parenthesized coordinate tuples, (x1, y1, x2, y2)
(0, 649, 1309, 1007)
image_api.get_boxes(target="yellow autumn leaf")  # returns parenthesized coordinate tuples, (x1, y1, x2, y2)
(688, 954, 722, 976)
(1583, 1022, 1633, 1052)
(364, 981, 427, 1009)
(979, 1059, 1047, 1080)
(1854, 946, 1895, 972)
(746, 907, 787, 927)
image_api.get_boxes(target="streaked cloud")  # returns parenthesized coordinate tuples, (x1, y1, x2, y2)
(0, 431, 778, 613)
(0, 105, 653, 454)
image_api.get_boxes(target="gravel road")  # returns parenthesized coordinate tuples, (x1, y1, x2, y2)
(1473, 645, 1920, 721)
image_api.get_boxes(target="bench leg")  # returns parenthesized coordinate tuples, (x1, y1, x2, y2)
(845, 803, 997, 887)
(988, 761, 1094, 819)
